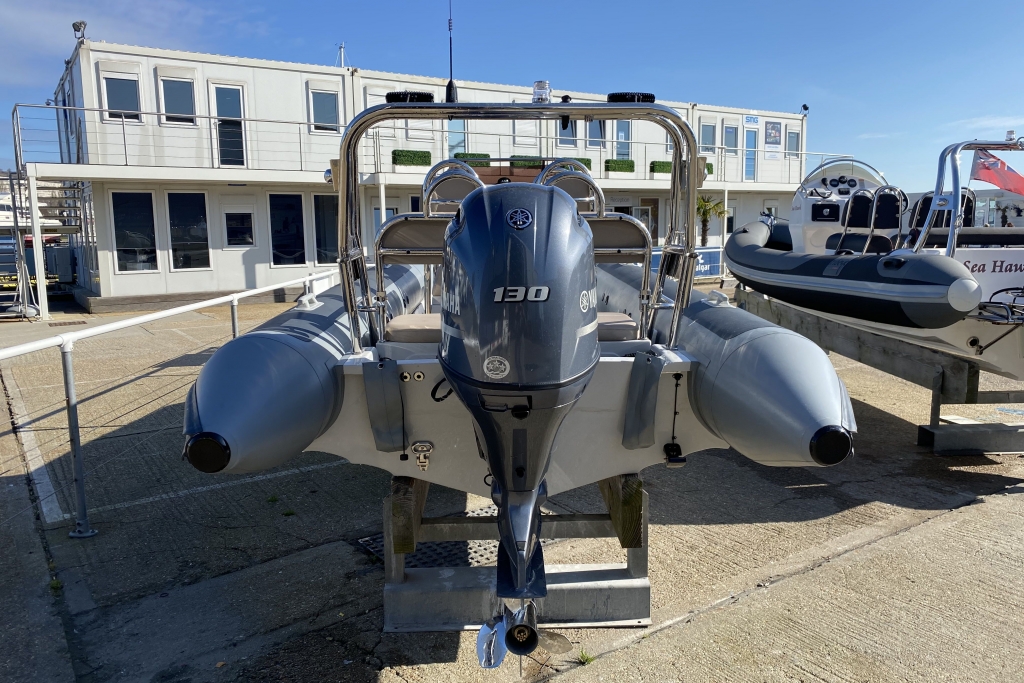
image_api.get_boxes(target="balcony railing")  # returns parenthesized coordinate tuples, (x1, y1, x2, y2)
(13, 103, 848, 186)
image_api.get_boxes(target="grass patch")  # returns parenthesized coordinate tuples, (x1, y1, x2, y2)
(577, 649, 595, 665)
(267, 495, 279, 503)
(282, 510, 296, 517)
(49, 579, 63, 593)
(605, 159, 635, 173)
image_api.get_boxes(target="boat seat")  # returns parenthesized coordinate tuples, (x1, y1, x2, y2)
(825, 233, 893, 255)
(384, 311, 638, 343)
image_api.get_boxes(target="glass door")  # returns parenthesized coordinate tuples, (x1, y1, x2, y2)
(215, 86, 245, 166)
(744, 129, 757, 181)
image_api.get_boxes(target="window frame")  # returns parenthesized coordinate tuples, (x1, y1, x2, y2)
(222, 204, 257, 249)
(312, 193, 340, 266)
(266, 192, 309, 268)
(164, 190, 212, 272)
(744, 128, 758, 181)
(209, 81, 248, 168)
(365, 91, 395, 138)
(447, 119, 467, 158)
(513, 118, 539, 147)
(309, 89, 341, 134)
(159, 77, 197, 126)
(557, 120, 577, 148)
(723, 125, 739, 155)
(586, 120, 605, 149)
(108, 189, 160, 274)
(785, 128, 801, 159)
(615, 120, 632, 160)
(699, 121, 717, 155)
(102, 74, 143, 123)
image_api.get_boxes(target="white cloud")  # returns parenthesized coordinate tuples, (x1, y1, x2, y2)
(945, 115, 1024, 132)
(0, 0, 268, 87)
(857, 132, 902, 140)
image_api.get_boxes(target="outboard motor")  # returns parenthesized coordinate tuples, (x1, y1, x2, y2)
(440, 183, 599, 598)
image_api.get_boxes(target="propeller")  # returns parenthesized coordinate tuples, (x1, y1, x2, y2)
(475, 601, 573, 668)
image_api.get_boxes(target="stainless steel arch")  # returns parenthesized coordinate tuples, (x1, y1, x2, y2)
(335, 102, 700, 350)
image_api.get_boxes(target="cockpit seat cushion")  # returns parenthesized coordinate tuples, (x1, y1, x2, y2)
(384, 311, 639, 343)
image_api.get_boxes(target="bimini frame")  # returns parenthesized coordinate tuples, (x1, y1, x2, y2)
(334, 101, 701, 353)
(912, 136, 1024, 258)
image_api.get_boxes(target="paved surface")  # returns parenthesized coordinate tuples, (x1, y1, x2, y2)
(1, 294, 1024, 682)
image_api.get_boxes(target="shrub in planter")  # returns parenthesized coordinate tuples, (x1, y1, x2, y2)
(605, 159, 635, 173)
(569, 157, 592, 170)
(510, 155, 544, 168)
(650, 161, 672, 174)
(454, 152, 491, 167)
(392, 149, 431, 166)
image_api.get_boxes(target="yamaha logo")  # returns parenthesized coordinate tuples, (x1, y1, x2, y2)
(506, 208, 533, 230)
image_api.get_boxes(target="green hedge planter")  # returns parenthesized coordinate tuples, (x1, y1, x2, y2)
(569, 157, 592, 170)
(648, 161, 715, 174)
(392, 149, 431, 166)
(454, 152, 490, 168)
(510, 155, 544, 168)
(605, 159, 635, 173)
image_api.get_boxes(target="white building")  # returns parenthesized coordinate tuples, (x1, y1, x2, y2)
(13, 38, 825, 314)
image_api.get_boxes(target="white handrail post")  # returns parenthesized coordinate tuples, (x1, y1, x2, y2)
(230, 295, 239, 338)
(61, 340, 96, 539)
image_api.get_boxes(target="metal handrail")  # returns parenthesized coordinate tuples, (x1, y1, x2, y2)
(913, 137, 1024, 257)
(863, 185, 907, 255)
(335, 101, 701, 351)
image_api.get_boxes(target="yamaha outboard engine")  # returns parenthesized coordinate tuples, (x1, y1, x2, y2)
(440, 183, 599, 598)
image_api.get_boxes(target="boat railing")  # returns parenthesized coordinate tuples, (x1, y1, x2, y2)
(864, 186, 908, 255)
(913, 136, 1024, 258)
(0, 269, 337, 539)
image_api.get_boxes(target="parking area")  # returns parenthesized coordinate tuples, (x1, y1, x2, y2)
(2, 296, 1024, 682)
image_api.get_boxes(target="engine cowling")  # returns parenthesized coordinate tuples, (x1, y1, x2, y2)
(439, 183, 598, 597)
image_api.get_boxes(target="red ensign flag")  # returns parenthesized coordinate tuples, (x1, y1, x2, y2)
(971, 150, 1024, 195)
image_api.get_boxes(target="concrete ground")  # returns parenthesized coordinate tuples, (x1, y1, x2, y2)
(1, 294, 1024, 682)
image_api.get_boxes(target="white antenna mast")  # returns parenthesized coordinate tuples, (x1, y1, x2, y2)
(336, 43, 346, 68)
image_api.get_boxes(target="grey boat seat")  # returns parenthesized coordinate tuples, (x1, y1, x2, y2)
(385, 312, 638, 343)
(825, 233, 893, 255)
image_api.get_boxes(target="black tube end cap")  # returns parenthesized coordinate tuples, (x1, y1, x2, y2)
(386, 91, 435, 103)
(809, 425, 853, 466)
(607, 92, 656, 103)
(185, 432, 231, 473)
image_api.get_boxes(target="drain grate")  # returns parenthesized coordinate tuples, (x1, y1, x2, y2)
(48, 320, 88, 327)
(357, 505, 561, 568)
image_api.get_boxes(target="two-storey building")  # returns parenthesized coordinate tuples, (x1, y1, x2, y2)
(13, 38, 822, 314)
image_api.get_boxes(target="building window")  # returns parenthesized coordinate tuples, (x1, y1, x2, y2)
(366, 93, 394, 137)
(225, 212, 254, 246)
(215, 86, 245, 166)
(666, 132, 674, 153)
(616, 121, 631, 160)
(161, 79, 195, 124)
(410, 195, 421, 213)
(311, 91, 339, 132)
(448, 119, 466, 157)
(269, 194, 306, 265)
(111, 192, 156, 271)
(745, 129, 758, 181)
(407, 119, 433, 140)
(514, 119, 538, 147)
(557, 120, 577, 148)
(726, 206, 735, 234)
(104, 77, 140, 120)
(313, 194, 339, 264)
(786, 130, 800, 158)
(374, 207, 397, 230)
(586, 120, 604, 149)
(167, 193, 210, 269)
(724, 126, 738, 155)
(700, 123, 716, 154)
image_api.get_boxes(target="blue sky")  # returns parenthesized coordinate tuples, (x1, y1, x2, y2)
(2, 0, 1023, 191)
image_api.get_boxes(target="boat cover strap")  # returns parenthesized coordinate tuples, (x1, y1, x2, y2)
(622, 349, 668, 450)
(362, 359, 406, 452)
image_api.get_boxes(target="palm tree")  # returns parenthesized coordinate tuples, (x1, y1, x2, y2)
(696, 195, 728, 247)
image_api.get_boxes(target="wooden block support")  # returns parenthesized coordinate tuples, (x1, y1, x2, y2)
(390, 476, 429, 555)
(598, 473, 644, 549)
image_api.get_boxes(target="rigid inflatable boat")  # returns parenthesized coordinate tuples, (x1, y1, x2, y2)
(725, 159, 982, 328)
(182, 98, 856, 668)
(729, 139, 1024, 380)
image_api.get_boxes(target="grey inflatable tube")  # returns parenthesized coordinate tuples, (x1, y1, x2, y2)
(725, 221, 981, 329)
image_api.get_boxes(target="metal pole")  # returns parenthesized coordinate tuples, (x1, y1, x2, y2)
(62, 341, 97, 538)
(26, 174, 50, 320)
(121, 116, 128, 166)
(230, 296, 239, 338)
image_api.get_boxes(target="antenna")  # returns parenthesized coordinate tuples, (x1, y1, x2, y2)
(446, 0, 458, 103)
(336, 43, 346, 68)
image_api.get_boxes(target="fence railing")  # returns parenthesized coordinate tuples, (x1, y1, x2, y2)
(15, 104, 848, 187)
(0, 269, 336, 538)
